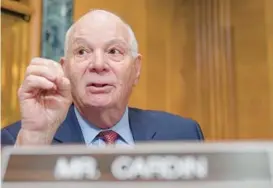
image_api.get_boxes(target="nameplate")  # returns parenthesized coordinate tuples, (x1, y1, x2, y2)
(2, 142, 273, 188)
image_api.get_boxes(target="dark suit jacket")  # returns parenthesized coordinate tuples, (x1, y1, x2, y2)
(1, 105, 204, 146)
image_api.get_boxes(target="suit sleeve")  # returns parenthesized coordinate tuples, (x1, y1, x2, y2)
(195, 122, 205, 140)
(1, 128, 16, 146)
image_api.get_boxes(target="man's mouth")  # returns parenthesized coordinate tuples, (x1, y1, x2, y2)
(86, 83, 113, 93)
(89, 83, 109, 87)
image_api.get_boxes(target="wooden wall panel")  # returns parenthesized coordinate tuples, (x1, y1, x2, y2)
(230, 0, 273, 139)
(265, 0, 273, 137)
(1, 0, 42, 127)
(145, 0, 168, 110)
(70, 0, 273, 140)
(194, 0, 237, 139)
(29, 0, 42, 59)
(1, 13, 30, 126)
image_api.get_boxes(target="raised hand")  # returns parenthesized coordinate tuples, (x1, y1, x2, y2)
(16, 57, 72, 145)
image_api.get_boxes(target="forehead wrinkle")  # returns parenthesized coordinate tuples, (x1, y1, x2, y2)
(72, 37, 130, 50)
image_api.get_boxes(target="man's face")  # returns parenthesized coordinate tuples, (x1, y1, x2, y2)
(62, 13, 141, 109)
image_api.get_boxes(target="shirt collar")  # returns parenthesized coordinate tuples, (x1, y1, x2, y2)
(74, 106, 133, 145)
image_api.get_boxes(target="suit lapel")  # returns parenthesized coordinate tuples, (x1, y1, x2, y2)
(128, 108, 157, 142)
(52, 106, 156, 144)
(53, 105, 85, 144)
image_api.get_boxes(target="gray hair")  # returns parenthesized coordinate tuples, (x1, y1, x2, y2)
(64, 9, 138, 58)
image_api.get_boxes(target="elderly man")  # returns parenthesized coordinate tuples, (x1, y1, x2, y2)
(1, 10, 204, 146)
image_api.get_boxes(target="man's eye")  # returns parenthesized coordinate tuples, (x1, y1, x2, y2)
(109, 49, 121, 54)
(77, 49, 88, 55)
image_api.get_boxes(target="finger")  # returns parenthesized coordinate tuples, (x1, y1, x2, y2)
(30, 57, 53, 67)
(25, 65, 57, 82)
(30, 58, 64, 77)
(31, 57, 57, 66)
(21, 75, 56, 93)
(55, 77, 71, 98)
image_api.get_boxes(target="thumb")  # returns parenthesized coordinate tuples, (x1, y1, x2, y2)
(56, 76, 71, 98)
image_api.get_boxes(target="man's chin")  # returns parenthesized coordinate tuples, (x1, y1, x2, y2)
(85, 95, 112, 108)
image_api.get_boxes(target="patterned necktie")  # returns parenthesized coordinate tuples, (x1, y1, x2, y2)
(98, 130, 119, 145)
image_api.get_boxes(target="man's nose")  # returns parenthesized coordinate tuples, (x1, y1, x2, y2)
(88, 51, 109, 73)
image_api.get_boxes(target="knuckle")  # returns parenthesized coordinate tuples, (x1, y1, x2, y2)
(41, 59, 50, 67)
(31, 57, 42, 64)
(25, 65, 33, 75)
(51, 62, 64, 77)
(53, 61, 62, 70)
(31, 57, 52, 67)
(17, 86, 22, 96)
(25, 75, 35, 83)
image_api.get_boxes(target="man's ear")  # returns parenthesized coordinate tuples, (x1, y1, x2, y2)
(59, 57, 67, 76)
(133, 54, 142, 86)
(59, 57, 65, 67)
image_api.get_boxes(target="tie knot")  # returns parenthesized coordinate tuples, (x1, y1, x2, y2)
(98, 130, 119, 145)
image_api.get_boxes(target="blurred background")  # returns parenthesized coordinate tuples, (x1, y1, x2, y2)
(1, 0, 273, 141)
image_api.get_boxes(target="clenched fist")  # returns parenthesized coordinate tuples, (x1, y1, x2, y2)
(16, 58, 72, 145)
